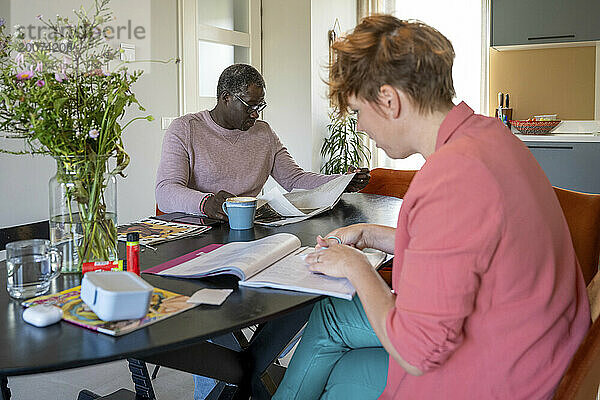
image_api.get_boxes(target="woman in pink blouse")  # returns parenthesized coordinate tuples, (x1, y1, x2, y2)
(273, 15, 590, 400)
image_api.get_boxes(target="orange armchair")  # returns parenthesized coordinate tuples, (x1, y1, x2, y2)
(360, 168, 418, 284)
(360, 168, 418, 199)
(553, 187, 600, 286)
(551, 188, 600, 400)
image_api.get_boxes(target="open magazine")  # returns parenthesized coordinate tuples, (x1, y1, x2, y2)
(254, 174, 355, 226)
(117, 218, 211, 246)
(22, 286, 197, 336)
(144, 233, 387, 300)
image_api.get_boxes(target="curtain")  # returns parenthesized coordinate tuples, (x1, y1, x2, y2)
(357, 0, 396, 21)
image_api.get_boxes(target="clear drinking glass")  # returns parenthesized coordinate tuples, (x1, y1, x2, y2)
(6, 239, 61, 299)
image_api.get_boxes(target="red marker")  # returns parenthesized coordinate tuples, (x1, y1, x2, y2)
(126, 232, 140, 275)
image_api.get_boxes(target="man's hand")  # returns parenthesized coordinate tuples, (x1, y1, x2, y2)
(345, 167, 370, 192)
(202, 190, 235, 220)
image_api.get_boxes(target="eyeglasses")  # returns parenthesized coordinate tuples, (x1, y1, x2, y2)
(232, 93, 267, 114)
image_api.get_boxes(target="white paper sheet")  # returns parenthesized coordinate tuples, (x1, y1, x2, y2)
(255, 174, 355, 226)
(187, 289, 234, 305)
(258, 187, 306, 217)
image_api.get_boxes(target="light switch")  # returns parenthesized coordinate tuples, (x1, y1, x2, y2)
(120, 43, 135, 62)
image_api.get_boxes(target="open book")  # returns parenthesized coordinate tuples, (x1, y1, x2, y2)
(254, 174, 354, 226)
(144, 233, 387, 300)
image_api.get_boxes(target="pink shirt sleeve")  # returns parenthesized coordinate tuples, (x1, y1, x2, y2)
(155, 118, 211, 215)
(386, 152, 504, 373)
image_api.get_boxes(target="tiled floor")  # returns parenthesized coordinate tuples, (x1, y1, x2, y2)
(7, 337, 296, 399)
(8, 361, 195, 399)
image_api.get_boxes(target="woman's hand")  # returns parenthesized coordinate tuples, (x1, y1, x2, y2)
(316, 223, 371, 250)
(304, 243, 371, 279)
(319, 223, 397, 254)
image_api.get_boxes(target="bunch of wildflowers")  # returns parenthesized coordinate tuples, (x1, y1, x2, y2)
(0, 1, 154, 268)
(0, 0, 152, 173)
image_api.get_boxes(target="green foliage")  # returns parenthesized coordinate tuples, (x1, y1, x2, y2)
(0, 0, 153, 269)
(0, 0, 151, 170)
(321, 112, 371, 174)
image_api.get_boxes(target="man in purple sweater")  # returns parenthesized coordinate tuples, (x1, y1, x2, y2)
(156, 64, 369, 220)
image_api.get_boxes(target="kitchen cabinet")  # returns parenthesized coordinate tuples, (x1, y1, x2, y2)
(524, 141, 600, 194)
(491, 0, 600, 47)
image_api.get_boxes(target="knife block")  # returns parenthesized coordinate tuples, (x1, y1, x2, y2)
(494, 108, 513, 120)
(495, 108, 513, 128)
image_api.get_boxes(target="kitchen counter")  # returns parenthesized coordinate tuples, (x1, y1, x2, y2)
(509, 121, 600, 193)
(512, 120, 600, 142)
(520, 137, 600, 193)
(515, 133, 600, 142)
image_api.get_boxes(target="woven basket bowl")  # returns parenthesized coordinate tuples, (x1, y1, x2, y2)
(510, 120, 561, 135)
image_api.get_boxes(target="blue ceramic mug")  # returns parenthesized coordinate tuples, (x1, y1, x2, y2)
(221, 197, 257, 230)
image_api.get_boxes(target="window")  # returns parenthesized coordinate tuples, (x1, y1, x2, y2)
(396, 0, 483, 113)
(370, 0, 486, 170)
(179, 0, 261, 115)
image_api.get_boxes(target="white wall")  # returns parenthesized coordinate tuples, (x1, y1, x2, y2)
(0, 0, 179, 228)
(261, 0, 356, 175)
(261, 0, 313, 170)
(310, 1, 356, 171)
(118, 0, 178, 225)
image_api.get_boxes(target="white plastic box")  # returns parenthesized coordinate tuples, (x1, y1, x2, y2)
(80, 271, 153, 321)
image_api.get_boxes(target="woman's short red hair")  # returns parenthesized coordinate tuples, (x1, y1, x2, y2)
(328, 15, 455, 115)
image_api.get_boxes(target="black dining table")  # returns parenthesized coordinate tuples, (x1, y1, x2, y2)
(0, 193, 402, 399)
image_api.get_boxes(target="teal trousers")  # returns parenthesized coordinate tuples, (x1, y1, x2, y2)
(273, 296, 389, 400)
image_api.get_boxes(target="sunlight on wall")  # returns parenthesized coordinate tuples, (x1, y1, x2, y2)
(374, 0, 482, 170)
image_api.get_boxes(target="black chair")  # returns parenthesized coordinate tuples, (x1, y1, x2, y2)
(0, 220, 50, 251)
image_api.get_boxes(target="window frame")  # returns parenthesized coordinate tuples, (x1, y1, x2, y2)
(177, 0, 262, 115)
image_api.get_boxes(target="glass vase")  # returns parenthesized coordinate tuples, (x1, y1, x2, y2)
(49, 155, 118, 273)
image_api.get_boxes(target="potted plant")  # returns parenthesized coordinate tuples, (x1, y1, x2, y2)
(0, 0, 153, 272)
(320, 111, 371, 174)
